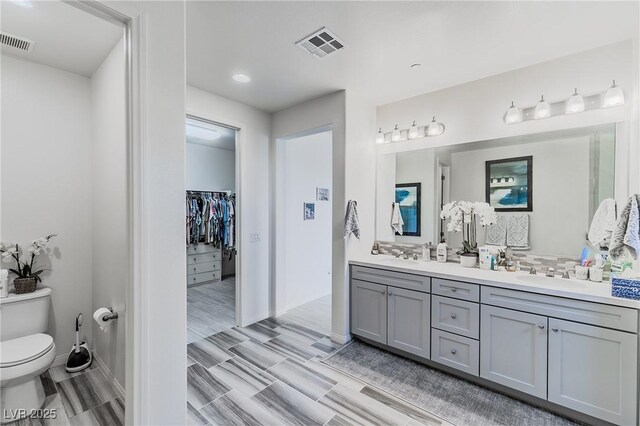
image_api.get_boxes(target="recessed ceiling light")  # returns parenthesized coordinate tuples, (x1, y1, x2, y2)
(232, 73, 251, 83)
(9, 0, 34, 8)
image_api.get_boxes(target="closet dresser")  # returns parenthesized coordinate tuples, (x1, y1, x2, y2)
(187, 244, 222, 286)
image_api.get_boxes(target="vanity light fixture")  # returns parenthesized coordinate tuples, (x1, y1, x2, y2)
(426, 116, 445, 137)
(375, 128, 386, 144)
(391, 124, 402, 142)
(602, 80, 625, 108)
(504, 101, 523, 124)
(408, 121, 421, 139)
(565, 88, 585, 114)
(534, 95, 551, 119)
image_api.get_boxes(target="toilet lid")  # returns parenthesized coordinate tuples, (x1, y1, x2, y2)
(0, 333, 54, 368)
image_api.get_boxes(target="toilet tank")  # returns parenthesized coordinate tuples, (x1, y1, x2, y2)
(0, 287, 51, 342)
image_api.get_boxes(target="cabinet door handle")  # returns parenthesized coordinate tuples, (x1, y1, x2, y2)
(450, 313, 457, 319)
(552, 327, 559, 332)
(451, 348, 457, 355)
(537, 324, 545, 329)
(450, 288, 457, 292)
(388, 291, 393, 296)
(380, 290, 385, 294)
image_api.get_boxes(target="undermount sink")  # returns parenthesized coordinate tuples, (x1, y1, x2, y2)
(516, 274, 588, 288)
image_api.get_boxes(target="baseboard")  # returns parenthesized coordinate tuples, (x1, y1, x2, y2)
(330, 332, 352, 345)
(93, 351, 126, 401)
(52, 353, 69, 368)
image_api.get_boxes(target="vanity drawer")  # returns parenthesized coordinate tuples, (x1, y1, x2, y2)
(189, 262, 221, 275)
(188, 270, 220, 285)
(431, 329, 479, 376)
(481, 286, 638, 333)
(432, 295, 480, 339)
(188, 251, 221, 265)
(432, 278, 479, 302)
(351, 265, 430, 293)
(187, 244, 220, 255)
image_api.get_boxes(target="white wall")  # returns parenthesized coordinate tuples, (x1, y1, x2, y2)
(187, 85, 271, 325)
(186, 143, 235, 192)
(90, 37, 126, 392)
(1, 55, 93, 362)
(282, 131, 332, 310)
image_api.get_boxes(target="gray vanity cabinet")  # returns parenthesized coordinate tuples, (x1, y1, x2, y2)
(351, 279, 387, 344)
(548, 318, 638, 425)
(480, 305, 548, 399)
(388, 288, 430, 357)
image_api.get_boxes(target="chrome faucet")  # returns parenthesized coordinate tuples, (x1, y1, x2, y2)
(529, 267, 537, 275)
(402, 250, 411, 260)
(546, 267, 555, 277)
(561, 271, 571, 279)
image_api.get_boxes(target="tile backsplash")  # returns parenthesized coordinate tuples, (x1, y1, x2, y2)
(374, 241, 582, 275)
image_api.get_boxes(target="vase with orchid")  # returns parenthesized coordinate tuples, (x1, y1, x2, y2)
(1, 234, 57, 293)
(440, 202, 496, 266)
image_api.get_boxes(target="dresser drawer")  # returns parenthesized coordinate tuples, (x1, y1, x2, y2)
(351, 265, 430, 293)
(188, 251, 221, 265)
(432, 278, 479, 302)
(187, 244, 220, 255)
(432, 295, 480, 339)
(481, 286, 638, 333)
(189, 261, 221, 275)
(431, 329, 479, 376)
(188, 270, 220, 285)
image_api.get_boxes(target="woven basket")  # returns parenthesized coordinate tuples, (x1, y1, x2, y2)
(14, 277, 37, 294)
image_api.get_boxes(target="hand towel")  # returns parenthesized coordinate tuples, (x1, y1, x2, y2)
(391, 202, 404, 235)
(506, 214, 530, 250)
(344, 200, 360, 239)
(485, 215, 507, 246)
(610, 194, 640, 260)
(588, 198, 617, 247)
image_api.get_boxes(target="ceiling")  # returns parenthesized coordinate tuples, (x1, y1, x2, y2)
(186, 1, 639, 113)
(186, 118, 236, 151)
(1, 0, 123, 77)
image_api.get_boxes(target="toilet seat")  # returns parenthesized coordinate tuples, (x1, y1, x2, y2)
(0, 334, 54, 368)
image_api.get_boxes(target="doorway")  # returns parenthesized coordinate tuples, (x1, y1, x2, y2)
(185, 116, 240, 343)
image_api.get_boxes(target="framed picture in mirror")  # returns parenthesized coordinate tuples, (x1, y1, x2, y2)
(485, 156, 533, 212)
(395, 183, 421, 236)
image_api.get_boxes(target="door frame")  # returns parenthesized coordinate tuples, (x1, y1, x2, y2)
(185, 113, 244, 327)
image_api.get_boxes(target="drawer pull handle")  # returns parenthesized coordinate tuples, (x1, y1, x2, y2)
(537, 324, 545, 329)
(193, 277, 196, 282)
(450, 288, 457, 292)
(193, 267, 196, 272)
(450, 349, 457, 355)
(450, 313, 457, 319)
(380, 290, 385, 295)
(388, 291, 393, 296)
(552, 327, 559, 332)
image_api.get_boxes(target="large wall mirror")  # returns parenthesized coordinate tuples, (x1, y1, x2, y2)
(376, 124, 616, 259)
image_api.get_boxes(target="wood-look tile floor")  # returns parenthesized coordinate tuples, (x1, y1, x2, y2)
(188, 277, 237, 344)
(186, 297, 451, 426)
(6, 363, 123, 426)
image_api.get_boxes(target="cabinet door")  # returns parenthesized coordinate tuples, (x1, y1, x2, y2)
(480, 305, 548, 399)
(351, 279, 387, 344)
(548, 319, 638, 425)
(388, 287, 430, 358)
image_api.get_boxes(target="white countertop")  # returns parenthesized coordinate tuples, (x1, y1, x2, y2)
(350, 255, 640, 309)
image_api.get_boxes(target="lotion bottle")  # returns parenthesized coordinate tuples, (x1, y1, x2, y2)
(436, 240, 448, 263)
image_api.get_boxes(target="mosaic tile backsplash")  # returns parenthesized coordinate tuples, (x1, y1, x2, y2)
(374, 241, 583, 275)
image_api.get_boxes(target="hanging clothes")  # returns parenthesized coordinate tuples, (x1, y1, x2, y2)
(186, 191, 236, 253)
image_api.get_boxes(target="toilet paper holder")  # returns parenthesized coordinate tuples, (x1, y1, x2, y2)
(102, 307, 119, 322)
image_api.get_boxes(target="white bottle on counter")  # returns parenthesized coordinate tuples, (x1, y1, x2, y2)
(422, 243, 431, 262)
(436, 241, 448, 263)
(0, 269, 9, 298)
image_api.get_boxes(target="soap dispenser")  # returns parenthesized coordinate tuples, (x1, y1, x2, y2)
(436, 240, 448, 263)
(422, 243, 431, 262)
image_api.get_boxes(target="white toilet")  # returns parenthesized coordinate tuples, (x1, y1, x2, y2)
(0, 287, 56, 424)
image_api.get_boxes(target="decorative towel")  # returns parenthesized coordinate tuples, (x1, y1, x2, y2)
(588, 198, 617, 248)
(344, 200, 360, 239)
(506, 214, 530, 250)
(391, 202, 404, 235)
(610, 194, 640, 260)
(485, 215, 507, 246)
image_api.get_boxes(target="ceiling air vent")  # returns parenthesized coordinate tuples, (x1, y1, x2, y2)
(0, 32, 35, 52)
(296, 27, 345, 59)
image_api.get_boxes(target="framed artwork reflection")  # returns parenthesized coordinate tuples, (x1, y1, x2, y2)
(395, 182, 421, 236)
(485, 156, 532, 212)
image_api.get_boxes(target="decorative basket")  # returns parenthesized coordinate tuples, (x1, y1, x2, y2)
(14, 277, 37, 294)
(611, 275, 640, 301)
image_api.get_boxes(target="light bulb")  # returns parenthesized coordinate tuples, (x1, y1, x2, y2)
(426, 116, 445, 136)
(504, 101, 523, 124)
(375, 128, 386, 144)
(408, 121, 421, 139)
(602, 80, 625, 108)
(565, 88, 585, 114)
(391, 124, 402, 142)
(534, 95, 551, 119)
